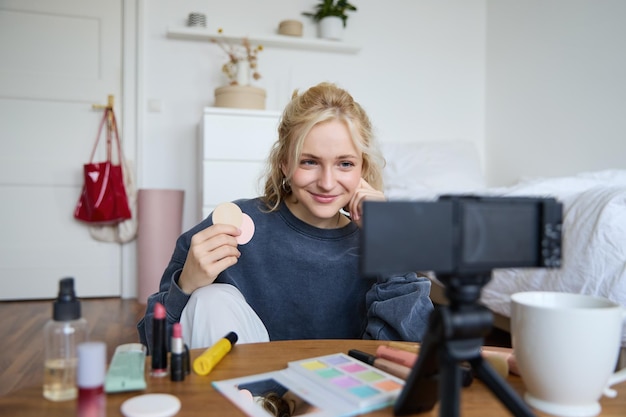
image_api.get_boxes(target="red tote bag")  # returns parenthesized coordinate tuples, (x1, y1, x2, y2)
(74, 109, 131, 224)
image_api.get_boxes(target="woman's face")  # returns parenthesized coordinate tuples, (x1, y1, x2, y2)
(283, 119, 363, 228)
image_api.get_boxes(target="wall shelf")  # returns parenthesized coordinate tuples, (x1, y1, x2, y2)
(166, 26, 361, 54)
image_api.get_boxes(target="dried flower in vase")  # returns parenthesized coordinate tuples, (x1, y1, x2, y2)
(211, 28, 263, 86)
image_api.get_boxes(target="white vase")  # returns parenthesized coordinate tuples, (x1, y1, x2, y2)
(236, 60, 251, 86)
(318, 16, 344, 41)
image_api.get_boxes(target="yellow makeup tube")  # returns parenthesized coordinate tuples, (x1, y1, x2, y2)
(193, 331, 238, 376)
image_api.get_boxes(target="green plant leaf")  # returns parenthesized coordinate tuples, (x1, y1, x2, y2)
(301, 0, 357, 27)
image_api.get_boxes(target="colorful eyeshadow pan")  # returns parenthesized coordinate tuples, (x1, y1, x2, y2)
(350, 385, 380, 398)
(375, 379, 403, 391)
(317, 368, 342, 378)
(358, 370, 385, 382)
(340, 363, 367, 373)
(332, 376, 361, 388)
(301, 360, 327, 371)
(323, 355, 350, 366)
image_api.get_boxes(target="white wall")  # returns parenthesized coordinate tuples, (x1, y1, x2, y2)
(140, 0, 486, 231)
(139, 0, 626, 233)
(485, 0, 626, 186)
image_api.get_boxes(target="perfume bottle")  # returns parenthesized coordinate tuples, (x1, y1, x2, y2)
(43, 277, 88, 401)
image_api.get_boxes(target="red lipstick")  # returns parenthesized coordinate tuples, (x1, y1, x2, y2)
(151, 302, 167, 377)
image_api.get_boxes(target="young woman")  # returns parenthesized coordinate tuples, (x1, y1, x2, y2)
(138, 82, 433, 350)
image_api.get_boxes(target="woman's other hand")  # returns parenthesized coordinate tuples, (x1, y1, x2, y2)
(178, 224, 241, 294)
(347, 178, 386, 228)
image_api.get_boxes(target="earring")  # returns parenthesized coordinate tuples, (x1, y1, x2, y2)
(281, 177, 291, 193)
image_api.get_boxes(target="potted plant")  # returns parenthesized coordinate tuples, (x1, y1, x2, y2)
(302, 0, 357, 40)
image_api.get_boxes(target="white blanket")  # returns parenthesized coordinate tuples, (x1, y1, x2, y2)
(481, 170, 626, 347)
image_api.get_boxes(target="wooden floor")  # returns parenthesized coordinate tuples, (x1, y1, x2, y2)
(0, 298, 146, 397)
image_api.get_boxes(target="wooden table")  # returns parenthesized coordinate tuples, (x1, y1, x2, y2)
(0, 339, 624, 416)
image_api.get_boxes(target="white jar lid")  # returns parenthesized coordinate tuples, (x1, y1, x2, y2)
(121, 394, 181, 417)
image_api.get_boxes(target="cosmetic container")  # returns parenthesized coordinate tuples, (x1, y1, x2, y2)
(77, 341, 107, 417)
(43, 277, 88, 401)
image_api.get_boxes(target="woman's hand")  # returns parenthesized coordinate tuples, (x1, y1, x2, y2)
(347, 178, 386, 228)
(178, 224, 241, 294)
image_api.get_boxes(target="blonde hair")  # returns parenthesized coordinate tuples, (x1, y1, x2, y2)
(262, 82, 385, 211)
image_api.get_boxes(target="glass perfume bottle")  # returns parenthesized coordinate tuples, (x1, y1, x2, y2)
(43, 277, 88, 401)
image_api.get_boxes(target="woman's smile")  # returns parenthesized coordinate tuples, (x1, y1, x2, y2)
(310, 192, 338, 204)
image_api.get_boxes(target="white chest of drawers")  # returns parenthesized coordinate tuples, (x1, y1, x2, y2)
(199, 107, 281, 220)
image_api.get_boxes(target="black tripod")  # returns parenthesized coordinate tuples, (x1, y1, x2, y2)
(393, 274, 536, 417)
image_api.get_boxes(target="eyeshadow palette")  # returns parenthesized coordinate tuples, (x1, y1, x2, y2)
(213, 353, 405, 417)
(288, 353, 403, 409)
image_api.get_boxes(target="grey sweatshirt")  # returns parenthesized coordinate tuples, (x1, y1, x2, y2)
(137, 198, 433, 351)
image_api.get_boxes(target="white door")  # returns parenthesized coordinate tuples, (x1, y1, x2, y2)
(0, 0, 125, 299)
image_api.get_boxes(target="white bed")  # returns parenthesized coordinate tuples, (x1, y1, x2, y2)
(380, 141, 626, 354)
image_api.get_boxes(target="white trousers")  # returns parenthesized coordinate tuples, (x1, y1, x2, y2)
(180, 283, 270, 349)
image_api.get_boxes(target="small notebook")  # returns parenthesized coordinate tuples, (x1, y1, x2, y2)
(212, 352, 404, 417)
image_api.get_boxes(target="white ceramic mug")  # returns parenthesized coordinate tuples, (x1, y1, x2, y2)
(511, 291, 626, 417)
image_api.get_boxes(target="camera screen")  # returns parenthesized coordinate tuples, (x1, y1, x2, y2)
(460, 200, 539, 268)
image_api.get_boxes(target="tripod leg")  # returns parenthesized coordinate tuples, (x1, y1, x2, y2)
(439, 350, 462, 417)
(469, 356, 536, 417)
(394, 306, 467, 417)
(394, 309, 444, 416)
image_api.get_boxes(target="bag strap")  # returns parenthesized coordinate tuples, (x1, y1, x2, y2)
(106, 110, 112, 161)
(88, 110, 109, 162)
(109, 109, 126, 166)
(88, 107, 126, 167)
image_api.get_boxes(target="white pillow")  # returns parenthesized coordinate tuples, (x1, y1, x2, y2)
(380, 141, 486, 200)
